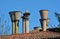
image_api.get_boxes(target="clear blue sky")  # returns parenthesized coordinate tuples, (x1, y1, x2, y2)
(0, 0, 60, 34)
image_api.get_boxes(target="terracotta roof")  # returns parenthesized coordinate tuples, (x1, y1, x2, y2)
(0, 28, 60, 39)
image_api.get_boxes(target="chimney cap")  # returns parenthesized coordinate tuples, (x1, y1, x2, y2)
(23, 10, 30, 16)
(23, 13, 30, 16)
(9, 11, 21, 21)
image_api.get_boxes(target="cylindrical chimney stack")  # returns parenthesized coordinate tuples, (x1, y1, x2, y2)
(9, 11, 21, 34)
(39, 10, 48, 31)
(22, 10, 30, 33)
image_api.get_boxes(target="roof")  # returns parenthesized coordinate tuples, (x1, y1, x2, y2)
(0, 28, 60, 39)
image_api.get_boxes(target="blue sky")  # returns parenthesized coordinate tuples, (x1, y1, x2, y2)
(0, 0, 60, 34)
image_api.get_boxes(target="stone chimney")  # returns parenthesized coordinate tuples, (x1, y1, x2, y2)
(9, 11, 21, 34)
(39, 10, 48, 31)
(22, 10, 30, 33)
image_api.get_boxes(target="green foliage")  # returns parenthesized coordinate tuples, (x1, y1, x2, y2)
(55, 13, 60, 22)
(58, 17, 60, 22)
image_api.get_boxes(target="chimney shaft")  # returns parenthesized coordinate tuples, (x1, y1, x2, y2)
(12, 21, 19, 34)
(22, 18, 25, 33)
(9, 11, 21, 34)
(39, 10, 48, 31)
(25, 18, 29, 33)
(22, 16, 30, 33)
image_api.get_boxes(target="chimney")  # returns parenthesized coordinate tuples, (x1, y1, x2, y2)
(22, 10, 30, 33)
(39, 10, 48, 31)
(9, 11, 21, 34)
